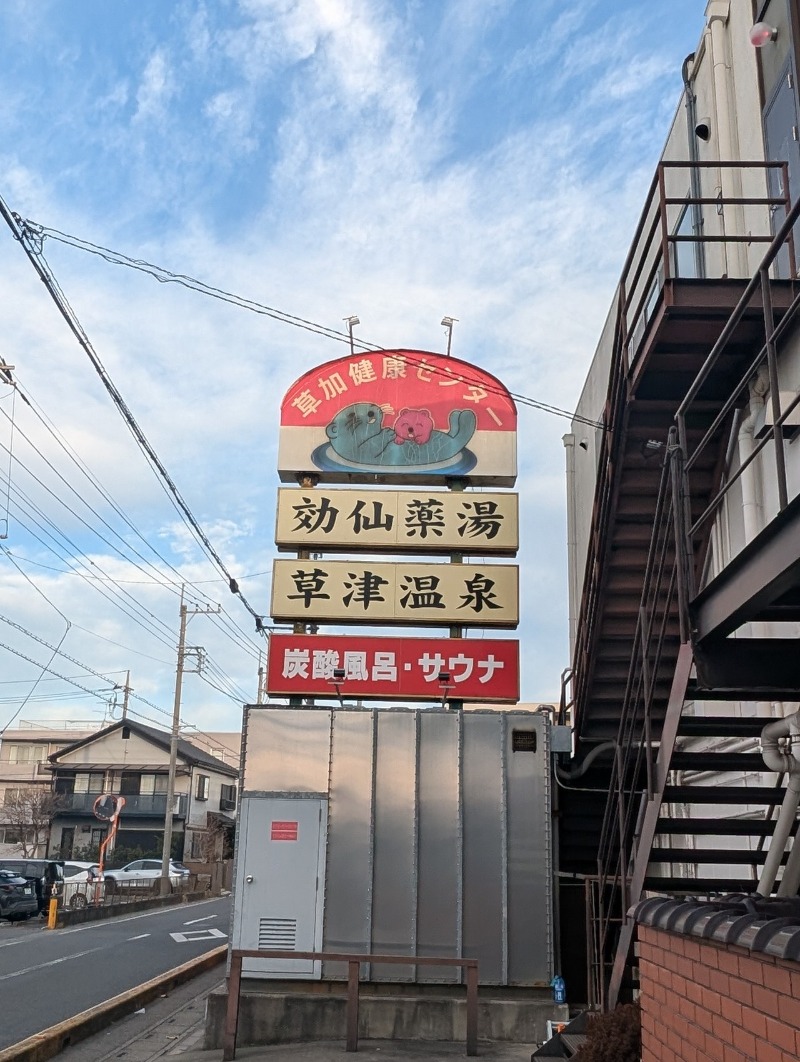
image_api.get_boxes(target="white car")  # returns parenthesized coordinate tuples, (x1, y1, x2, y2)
(61, 861, 103, 909)
(104, 859, 189, 894)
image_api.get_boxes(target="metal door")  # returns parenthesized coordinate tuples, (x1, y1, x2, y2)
(233, 795, 327, 978)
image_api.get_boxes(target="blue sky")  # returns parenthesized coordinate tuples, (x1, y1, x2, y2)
(0, 0, 706, 738)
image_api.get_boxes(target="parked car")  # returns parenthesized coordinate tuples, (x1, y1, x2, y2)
(0, 859, 64, 914)
(104, 859, 188, 894)
(61, 861, 104, 909)
(0, 868, 39, 921)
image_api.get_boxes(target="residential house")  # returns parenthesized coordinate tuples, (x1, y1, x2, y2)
(47, 719, 239, 862)
(0, 720, 102, 855)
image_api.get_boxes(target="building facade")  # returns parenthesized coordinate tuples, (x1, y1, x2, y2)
(47, 719, 239, 862)
(0, 721, 102, 856)
(563, 0, 800, 1007)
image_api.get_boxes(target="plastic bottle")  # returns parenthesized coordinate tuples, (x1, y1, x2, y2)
(551, 974, 566, 1004)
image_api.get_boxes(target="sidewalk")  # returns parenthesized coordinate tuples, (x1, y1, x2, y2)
(169, 1042, 537, 1061)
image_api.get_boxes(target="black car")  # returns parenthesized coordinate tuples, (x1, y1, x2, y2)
(0, 859, 64, 914)
(0, 868, 38, 921)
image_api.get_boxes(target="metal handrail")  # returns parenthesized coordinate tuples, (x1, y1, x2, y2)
(223, 949, 480, 1059)
(582, 160, 800, 1007)
(592, 441, 684, 1005)
(571, 159, 789, 740)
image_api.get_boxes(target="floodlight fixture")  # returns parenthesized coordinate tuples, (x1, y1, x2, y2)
(441, 316, 458, 357)
(343, 315, 360, 355)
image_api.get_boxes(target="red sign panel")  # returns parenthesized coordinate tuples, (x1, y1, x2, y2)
(266, 634, 519, 703)
(278, 349, 517, 486)
(271, 820, 299, 841)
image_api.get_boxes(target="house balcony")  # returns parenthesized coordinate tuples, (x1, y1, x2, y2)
(54, 793, 188, 818)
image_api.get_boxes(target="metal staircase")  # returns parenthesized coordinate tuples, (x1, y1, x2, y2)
(558, 160, 800, 1009)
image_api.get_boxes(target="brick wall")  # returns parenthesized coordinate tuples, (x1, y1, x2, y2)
(638, 925, 800, 1062)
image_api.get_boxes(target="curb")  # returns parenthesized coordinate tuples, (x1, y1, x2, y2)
(0, 945, 227, 1062)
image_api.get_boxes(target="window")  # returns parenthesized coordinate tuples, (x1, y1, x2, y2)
(0, 827, 30, 844)
(75, 773, 104, 794)
(2, 787, 23, 806)
(671, 201, 701, 280)
(195, 775, 210, 801)
(220, 784, 237, 811)
(6, 744, 46, 764)
(120, 772, 141, 796)
(154, 774, 168, 794)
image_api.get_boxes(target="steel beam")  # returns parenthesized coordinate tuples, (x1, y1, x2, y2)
(694, 638, 800, 696)
(691, 492, 800, 641)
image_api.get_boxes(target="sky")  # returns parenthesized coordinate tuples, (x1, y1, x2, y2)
(0, 0, 706, 742)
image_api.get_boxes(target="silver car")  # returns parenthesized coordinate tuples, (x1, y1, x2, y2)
(62, 861, 104, 909)
(104, 859, 189, 894)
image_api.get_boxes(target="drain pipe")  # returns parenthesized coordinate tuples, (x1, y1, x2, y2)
(563, 433, 579, 655)
(778, 814, 800, 896)
(757, 713, 800, 896)
(682, 53, 706, 279)
(738, 376, 774, 719)
(556, 741, 616, 782)
(706, 0, 747, 276)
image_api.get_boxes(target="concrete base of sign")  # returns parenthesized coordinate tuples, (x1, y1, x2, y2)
(204, 981, 568, 1050)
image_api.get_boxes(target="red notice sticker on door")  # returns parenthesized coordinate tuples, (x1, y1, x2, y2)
(271, 820, 299, 841)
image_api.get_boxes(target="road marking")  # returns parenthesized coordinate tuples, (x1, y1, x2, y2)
(0, 944, 107, 981)
(170, 928, 227, 943)
(127, 933, 151, 941)
(184, 914, 217, 925)
(0, 895, 230, 944)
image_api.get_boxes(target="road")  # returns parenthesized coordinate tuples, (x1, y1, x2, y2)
(0, 895, 231, 1051)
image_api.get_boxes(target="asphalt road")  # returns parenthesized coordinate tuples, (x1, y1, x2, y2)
(0, 895, 231, 1051)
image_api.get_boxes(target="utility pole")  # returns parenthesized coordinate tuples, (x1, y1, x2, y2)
(121, 670, 131, 719)
(160, 589, 219, 895)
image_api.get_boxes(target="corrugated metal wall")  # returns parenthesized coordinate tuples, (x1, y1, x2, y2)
(242, 706, 553, 986)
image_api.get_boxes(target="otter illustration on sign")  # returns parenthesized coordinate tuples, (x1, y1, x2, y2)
(315, 402, 477, 472)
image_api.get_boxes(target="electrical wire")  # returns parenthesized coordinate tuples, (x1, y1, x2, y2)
(0, 621, 71, 735)
(0, 200, 271, 633)
(19, 218, 605, 431)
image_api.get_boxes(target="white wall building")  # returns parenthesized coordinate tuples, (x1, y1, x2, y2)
(561, 0, 800, 1006)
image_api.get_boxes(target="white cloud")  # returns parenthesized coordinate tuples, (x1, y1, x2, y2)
(0, 0, 707, 727)
(134, 49, 174, 123)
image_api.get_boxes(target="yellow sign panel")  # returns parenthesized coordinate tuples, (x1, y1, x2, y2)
(270, 561, 519, 628)
(275, 489, 518, 555)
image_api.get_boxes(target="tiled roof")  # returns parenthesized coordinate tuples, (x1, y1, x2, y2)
(634, 894, 800, 962)
(48, 719, 238, 778)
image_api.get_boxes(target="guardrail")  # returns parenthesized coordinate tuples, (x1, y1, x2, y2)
(223, 949, 480, 1059)
(60, 873, 203, 910)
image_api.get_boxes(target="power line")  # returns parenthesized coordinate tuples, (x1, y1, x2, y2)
(17, 216, 605, 431)
(0, 196, 272, 633)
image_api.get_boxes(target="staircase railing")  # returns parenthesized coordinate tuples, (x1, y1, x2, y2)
(590, 177, 800, 1011)
(592, 436, 686, 1007)
(570, 160, 789, 741)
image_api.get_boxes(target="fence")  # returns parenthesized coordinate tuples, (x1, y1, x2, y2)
(223, 950, 480, 1059)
